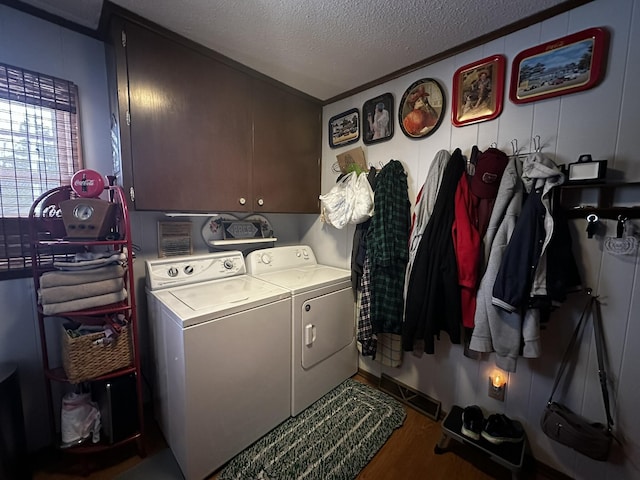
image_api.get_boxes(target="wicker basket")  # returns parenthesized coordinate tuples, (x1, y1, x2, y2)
(61, 324, 133, 383)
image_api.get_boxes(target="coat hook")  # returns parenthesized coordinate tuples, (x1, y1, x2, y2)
(616, 215, 627, 238)
(533, 135, 542, 153)
(331, 161, 341, 173)
(586, 213, 599, 239)
(510, 139, 518, 157)
(490, 141, 497, 148)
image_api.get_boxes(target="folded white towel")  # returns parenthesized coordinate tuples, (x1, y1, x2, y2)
(40, 265, 125, 288)
(38, 277, 124, 304)
(54, 252, 125, 271)
(41, 289, 127, 315)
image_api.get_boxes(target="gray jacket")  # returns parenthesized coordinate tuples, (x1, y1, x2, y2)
(469, 156, 525, 372)
(470, 154, 564, 372)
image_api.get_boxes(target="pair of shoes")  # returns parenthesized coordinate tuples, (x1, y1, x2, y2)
(461, 405, 484, 440)
(481, 413, 525, 444)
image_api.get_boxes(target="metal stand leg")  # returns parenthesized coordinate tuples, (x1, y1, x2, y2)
(434, 431, 451, 454)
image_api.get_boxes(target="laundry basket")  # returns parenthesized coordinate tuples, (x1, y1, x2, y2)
(61, 325, 133, 383)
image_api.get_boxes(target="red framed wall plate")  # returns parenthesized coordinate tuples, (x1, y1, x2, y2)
(452, 54, 505, 127)
(509, 27, 609, 105)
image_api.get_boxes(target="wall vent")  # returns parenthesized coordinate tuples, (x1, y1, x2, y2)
(378, 373, 441, 421)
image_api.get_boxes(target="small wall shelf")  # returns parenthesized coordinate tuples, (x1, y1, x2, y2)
(210, 237, 277, 246)
(558, 181, 640, 219)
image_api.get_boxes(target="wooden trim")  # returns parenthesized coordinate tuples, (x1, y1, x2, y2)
(356, 367, 380, 385)
(2, 0, 593, 106)
(0, 0, 104, 40)
(323, 0, 595, 105)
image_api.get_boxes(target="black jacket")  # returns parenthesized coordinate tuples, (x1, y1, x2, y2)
(403, 149, 466, 353)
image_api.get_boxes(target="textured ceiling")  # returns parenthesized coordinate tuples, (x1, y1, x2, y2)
(17, 0, 577, 101)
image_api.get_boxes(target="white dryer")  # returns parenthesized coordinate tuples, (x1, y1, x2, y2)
(146, 252, 291, 480)
(246, 245, 357, 416)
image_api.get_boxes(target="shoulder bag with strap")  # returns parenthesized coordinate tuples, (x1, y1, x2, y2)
(540, 289, 614, 461)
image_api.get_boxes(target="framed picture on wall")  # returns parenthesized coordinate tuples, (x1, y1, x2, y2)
(328, 108, 360, 148)
(362, 93, 394, 145)
(398, 78, 445, 139)
(509, 27, 609, 105)
(452, 55, 505, 127)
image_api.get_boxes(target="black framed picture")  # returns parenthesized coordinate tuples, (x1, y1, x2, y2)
(362, 93, 394, 145)
(328, 108, 360, 148)
(398, 78, 445, 139)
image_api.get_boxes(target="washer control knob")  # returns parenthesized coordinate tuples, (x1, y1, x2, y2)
(223, 259, 235, 270)
(167, 267, 179, 278)
(184, 265, 194, 275)
(261, 253, 271, 265)
(296, 251, 301, 257)
(302, 250, 309, 258)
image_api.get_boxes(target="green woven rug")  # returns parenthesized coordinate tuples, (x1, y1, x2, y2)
(219, 379, 406, 480)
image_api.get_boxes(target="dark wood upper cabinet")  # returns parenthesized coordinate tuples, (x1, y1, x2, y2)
(252, 78, 321, 213)
(108, 18, 321, 214)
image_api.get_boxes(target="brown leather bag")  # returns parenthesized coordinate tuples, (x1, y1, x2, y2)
(540, 290, 614, 461)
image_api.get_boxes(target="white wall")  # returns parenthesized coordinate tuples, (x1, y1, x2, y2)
(0, 5, 112, 450)
(307, 0, 640, 478)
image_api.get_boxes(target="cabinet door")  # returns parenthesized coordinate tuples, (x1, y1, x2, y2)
(252, 79, 321, 213)
(120, 23, 253, 212)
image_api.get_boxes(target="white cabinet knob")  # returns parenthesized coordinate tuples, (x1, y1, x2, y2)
(239, 197, 246, 205)
(257, 198, 264, 206)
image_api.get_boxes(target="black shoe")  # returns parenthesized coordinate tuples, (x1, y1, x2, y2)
(481, 413, 524, 444)
(461, 405, 484, 440)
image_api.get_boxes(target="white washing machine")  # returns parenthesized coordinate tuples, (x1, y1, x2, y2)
(246, 245, 357, 416)
(145, 251, 291, 480)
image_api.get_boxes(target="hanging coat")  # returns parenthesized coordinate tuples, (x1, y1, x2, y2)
(403, 149, 466, 354)
(366, 160, 410, 336)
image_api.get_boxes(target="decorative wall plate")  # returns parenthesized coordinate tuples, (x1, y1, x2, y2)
(398, 78, 445, 139)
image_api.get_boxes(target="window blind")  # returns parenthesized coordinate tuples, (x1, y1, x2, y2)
(0, 62, 82, 278)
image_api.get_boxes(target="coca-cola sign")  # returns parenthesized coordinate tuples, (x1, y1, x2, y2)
(70, 169, 105, 198)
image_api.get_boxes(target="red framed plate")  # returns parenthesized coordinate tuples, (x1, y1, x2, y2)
(452, 55, 505, 127)
(509, 27, 609, 105)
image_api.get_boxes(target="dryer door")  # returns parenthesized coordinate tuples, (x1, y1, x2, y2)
(301, 288, 355, 369)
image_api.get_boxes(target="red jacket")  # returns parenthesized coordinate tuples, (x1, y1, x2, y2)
(452, 174, 481, 328)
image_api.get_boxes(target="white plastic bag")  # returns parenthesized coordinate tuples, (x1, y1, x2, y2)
(319, 172, 374, 229)
(60, 392, 101, 447)
(350, 171, 374, 224)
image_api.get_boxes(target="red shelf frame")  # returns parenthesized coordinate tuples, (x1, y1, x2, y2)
(28, 185, 145, 462)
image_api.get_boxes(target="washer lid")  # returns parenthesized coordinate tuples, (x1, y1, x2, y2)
(255, 265, 350, 294)
(150, 275, 289, 327)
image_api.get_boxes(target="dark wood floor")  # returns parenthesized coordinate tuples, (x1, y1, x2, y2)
(30, 374, 557, 480)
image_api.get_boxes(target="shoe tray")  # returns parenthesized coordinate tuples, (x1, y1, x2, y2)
(436, 405, 525, 470)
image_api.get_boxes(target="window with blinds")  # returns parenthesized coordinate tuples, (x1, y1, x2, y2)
(0, 62, 82, 279)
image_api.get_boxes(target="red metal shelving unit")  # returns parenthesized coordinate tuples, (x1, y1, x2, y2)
(28, 185, 145, 460)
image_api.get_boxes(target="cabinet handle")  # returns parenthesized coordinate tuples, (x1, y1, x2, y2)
(257, 198, 264, 206)
(238, 197, 246, 205)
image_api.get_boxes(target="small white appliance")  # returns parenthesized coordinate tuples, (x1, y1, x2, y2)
(145, 251, 291, 480)
(246, 245, 357, 416)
